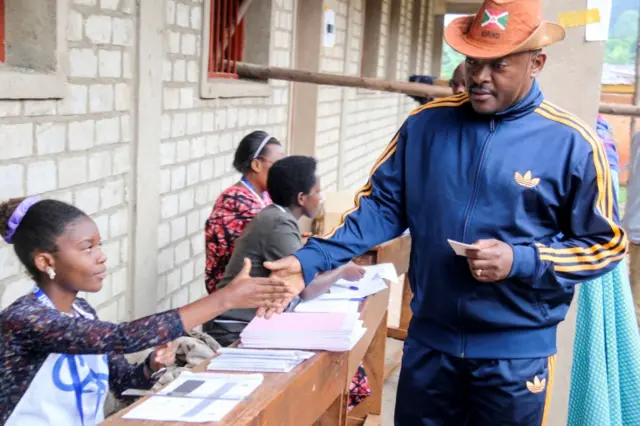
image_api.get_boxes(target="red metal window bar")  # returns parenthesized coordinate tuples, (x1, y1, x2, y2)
(208, 0, 244, 79)
(0, 0, 5, 62)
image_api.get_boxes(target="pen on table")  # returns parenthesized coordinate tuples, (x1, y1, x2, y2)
(332, 283, 359, 291)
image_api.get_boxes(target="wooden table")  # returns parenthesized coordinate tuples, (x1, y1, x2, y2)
(102, 288, 389, 426)
(353, 234, 413, 341)
(353, 234, 412, 381)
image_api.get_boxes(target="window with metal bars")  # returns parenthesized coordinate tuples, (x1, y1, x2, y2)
(208, 0, 245, 79)
(0, 0, 5, 62)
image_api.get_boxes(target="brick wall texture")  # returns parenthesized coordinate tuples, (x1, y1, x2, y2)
(0, 0, 438, 319)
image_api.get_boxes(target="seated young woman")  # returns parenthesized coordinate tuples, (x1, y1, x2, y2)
(204, 155, 365, 345)
(204, 156, 371, 411)
(0, 197, 293, 426)
(204, 131, 285, 294)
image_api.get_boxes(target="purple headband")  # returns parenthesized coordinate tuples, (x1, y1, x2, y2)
(3, 196, 40, 244)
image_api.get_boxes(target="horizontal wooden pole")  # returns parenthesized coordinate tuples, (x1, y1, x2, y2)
(235, 61, 454, 99)
(598, 103, 640, 117)
(233, 62, 640, 117)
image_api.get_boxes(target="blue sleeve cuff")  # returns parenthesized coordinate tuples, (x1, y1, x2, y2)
(508, 244, 538, 281)
(293, 242, 329, 286)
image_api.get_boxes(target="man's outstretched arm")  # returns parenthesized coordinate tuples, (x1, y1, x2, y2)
(265, 124, 408, 290)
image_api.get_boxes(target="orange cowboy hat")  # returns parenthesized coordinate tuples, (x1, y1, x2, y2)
(444, 0, 565, 59)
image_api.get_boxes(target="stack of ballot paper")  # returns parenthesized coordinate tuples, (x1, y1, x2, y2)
(293, 263, 397, 313)
(123, 372, 263, 423)
(294, 298, 360, 313)
(240, 311, 367, 351)
(307, 263, 397, 303)
(207, 348, 315, 373)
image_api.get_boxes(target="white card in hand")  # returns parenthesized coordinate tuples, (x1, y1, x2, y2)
(447, 239, 480, 257)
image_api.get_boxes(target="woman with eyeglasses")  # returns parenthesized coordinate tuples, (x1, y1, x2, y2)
(204, 131, 285, 294)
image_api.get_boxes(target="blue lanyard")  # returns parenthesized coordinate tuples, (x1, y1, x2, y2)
(33, 287, 66, 311)
(32, 287, 106, 426)
(33, 287, 96, 318)
(240, 177, 267, 206)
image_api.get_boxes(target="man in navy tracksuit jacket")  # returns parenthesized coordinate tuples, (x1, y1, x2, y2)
(265, 1, 628, 424)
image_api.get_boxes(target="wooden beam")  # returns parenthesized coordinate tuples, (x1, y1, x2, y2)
(234, 61, 454, 98)
(232, 61, 640, 117)
(363, 414, 382, 426)
(599, 103, 640, 118)
(386, 328, 407, 340)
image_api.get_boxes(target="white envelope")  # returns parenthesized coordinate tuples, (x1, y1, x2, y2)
(447, 239, 481, 257)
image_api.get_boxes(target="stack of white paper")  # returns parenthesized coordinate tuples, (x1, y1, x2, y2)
(294, 298, 360, 313)
(240, 312, 367, 352)
(309, 263, 396, 303)
(207, 348, 315, 373)
(293, 264, 396, 312)
(122, 372, 263, 423)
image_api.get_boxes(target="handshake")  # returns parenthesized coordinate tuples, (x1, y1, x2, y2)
(219, 256, 365, 319)
(212, 256, 304, 318)
(216, 256, 305, 318)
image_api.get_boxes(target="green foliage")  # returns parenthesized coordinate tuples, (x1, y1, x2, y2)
(604, 9, 638, 65)
(440, 43, 465, 80)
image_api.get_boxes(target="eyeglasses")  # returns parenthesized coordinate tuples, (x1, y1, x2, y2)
(255, 156, 275, 166)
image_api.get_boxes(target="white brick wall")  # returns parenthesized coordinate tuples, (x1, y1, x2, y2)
(156, 0, 294, 310)
(0, 1, 135, 323)
(0, 0, 438, 322)
(326, 0, 434, 192)
(315, 1, 348, 192)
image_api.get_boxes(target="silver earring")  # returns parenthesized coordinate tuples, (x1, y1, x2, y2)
(47, 268, 56, 280)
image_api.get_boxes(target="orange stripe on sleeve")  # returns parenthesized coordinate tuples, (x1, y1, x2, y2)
(533, 104, 626, 270)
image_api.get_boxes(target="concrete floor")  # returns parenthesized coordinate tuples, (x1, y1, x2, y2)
(381, 338, 403, 425)
(379, 276, 405, 425)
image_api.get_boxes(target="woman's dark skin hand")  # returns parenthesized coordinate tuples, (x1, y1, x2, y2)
(220, 258, 293, 309)
(178, 258, 291, 330)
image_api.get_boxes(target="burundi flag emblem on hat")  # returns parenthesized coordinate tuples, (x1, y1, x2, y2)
(444, 0, 566, 60)
(481, 9, 509, 31)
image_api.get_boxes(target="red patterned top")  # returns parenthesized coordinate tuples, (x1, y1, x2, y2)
(205, 185, 272, 294)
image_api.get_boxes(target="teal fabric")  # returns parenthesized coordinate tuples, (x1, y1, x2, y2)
(568, 171, 640, 425)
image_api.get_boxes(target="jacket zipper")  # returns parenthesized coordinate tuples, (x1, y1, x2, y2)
(458, 118, 497, 359)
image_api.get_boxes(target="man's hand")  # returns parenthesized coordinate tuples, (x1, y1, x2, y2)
(220, 258, 293, 310)
(340, 262, 366, 282)
(466, 239, 514, 283)
(260, 256, 306, 318)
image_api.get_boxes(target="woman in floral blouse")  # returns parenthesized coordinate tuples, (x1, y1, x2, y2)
(0, 196, 292, 426)
(205, 131, 285, 294)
